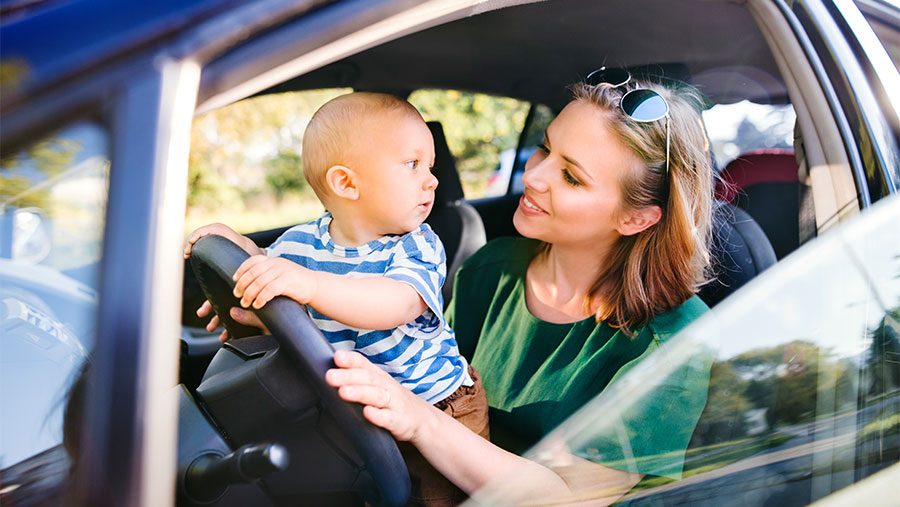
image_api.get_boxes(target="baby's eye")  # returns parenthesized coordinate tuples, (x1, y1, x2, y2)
(562, 168, 581, 187)
(405, 160, 419, 170)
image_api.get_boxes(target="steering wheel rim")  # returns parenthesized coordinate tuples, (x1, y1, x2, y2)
(189, 234, 410, 506)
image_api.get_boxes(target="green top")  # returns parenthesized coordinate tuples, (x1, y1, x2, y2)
(446, 237, 712, 480)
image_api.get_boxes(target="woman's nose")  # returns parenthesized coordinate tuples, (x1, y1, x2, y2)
(521, 157, 549, 192)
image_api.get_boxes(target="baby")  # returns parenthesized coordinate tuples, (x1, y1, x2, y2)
(185, 92, 488, 504)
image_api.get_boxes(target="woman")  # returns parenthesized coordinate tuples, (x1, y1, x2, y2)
(238, 72, 714, 504)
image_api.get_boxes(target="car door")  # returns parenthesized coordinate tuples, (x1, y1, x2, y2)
(1, 1, 528, 505)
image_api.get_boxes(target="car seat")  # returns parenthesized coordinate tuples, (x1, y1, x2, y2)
(716, 148, 801, 259)
(424, 121, 487, 306)
(698, 200, 777, 308)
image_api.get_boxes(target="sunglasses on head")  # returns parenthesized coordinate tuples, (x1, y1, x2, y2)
(585, 67, 670, 175)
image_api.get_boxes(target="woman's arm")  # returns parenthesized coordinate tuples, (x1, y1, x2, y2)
(325, 350, 642, 504)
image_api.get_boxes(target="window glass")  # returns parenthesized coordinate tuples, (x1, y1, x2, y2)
(408, 89, 530, 199)
(856, 0, 900, 71)
(506, 103, 554, 195)
(702, 101, 797, 170)
(469, 195, 900, 505)
(0, 122, 109, 485)
(187, 89, 351, 235)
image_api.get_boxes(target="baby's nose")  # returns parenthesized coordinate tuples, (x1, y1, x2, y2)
(424, 172, 438, 190)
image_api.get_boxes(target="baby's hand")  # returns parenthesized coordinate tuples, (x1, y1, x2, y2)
(232, 256, 318, 309)
(184, 223, 242, 259)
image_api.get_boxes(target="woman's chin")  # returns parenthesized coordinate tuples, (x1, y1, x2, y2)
(512, 211, 540, 240)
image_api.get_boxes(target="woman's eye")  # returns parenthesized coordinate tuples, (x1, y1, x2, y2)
(538, 143, 550, 153)
(562, 168, 581, 186)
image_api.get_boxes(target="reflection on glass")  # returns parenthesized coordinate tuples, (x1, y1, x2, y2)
(0, 122, 109, 503)
(467, 195, 900, 506)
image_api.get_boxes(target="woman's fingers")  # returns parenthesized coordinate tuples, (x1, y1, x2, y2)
(333, 349, 384, 372)
(230, 306, 270, 334)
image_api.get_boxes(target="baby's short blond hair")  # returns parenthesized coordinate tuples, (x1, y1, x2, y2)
(302, 92, 423, 202)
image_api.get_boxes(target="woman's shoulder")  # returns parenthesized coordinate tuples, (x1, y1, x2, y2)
(647, 295, 710, 342)
(458, 236, 541, 273)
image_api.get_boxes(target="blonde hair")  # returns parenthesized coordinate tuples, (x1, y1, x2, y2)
(301, 92, 424, 201)
(568, 79, 713, 334)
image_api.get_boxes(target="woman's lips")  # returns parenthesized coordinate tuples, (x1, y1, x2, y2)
(519, 194, 548, 215)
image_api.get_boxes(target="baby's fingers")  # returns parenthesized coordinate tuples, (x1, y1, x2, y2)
(233, 255, 269, 283)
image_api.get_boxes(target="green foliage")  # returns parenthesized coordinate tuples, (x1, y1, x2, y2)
(188, 89, 349, 215)
(186, 88, 530, 232)
(409, 89, 529, 195)
(265, 150, 307, 200)
(698, 361, 754, 437)
(1, 137, 81, 210)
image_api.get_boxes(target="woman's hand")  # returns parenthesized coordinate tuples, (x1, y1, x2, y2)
(325, 350, 435, 443)
(196, 299, 270, 342)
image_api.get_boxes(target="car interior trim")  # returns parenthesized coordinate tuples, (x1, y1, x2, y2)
(807, 0, 899, 201)
(196, 0, 495, 114)
(792, 0, 887, 207)
(756, 0, 863, 231)
(749, 0, 857, 233)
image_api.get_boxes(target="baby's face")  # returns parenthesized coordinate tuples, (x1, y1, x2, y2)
(352, 112, 437, 236)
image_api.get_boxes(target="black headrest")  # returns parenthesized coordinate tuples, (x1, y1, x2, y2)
(699, 201, 777, 308)
(426, 121, 465, 204)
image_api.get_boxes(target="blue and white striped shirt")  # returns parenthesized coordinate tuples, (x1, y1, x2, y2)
(266, 212, 472, 404)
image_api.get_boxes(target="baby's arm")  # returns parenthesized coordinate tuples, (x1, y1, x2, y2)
(184, 222, 265, 259)
(233, 256, 427, 330)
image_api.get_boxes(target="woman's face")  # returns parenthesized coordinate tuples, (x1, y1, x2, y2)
(513, 100, 640, 251)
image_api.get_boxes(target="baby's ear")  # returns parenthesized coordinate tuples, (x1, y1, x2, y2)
(325, 165, 359, 200)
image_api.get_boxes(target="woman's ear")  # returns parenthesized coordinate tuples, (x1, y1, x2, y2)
(617, 205, 662, 236)
(325, 165, 359, 200)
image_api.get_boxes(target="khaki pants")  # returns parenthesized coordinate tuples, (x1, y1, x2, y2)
(400, 365, 490, 506)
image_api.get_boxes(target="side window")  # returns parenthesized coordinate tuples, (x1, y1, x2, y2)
(408, 89, 530, 199)
(509, 103, 555, 195)
(0, 122, 109, 492)
(703, 101, 802, 259)
(187, 88, 351, 235)
(702, 101, 797, 170)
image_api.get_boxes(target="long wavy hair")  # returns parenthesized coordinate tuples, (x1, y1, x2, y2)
(565, 78, 713, 334)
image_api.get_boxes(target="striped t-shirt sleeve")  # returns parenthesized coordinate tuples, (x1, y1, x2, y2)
(383, 225, 446, 318)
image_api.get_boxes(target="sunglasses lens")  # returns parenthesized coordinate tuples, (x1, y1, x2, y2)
(621, 89, 668, 122)
(586, 67, 631, 88)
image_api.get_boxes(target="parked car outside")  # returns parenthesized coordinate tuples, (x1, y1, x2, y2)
(1, 0, 898, 505)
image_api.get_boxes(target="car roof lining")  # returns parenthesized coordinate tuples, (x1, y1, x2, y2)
(198, 0, 789, 113)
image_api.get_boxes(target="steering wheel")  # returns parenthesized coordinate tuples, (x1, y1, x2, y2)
(188, 234, 410, 506)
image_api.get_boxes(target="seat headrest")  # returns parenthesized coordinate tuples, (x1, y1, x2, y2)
(716, 148, 798, 202)
(426, 121, 465, 204)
